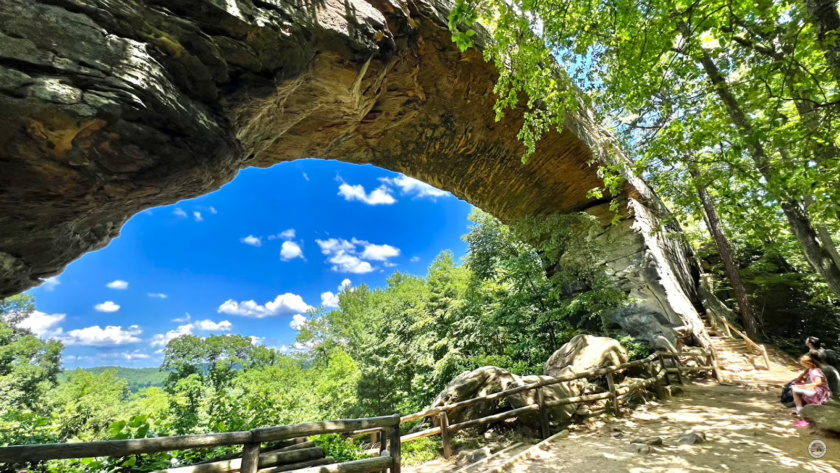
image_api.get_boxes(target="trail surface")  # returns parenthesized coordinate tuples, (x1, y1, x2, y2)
(511, 381, 839, 472)
(408, 340, 839, 472)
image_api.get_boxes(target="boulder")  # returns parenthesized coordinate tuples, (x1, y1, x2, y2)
(802, 404, 840, 433)
(430, 366, 581, 429)
(629, 436, 663, 446)
(431, 366, 519, 425)
(624, 443, 651, 454)
(677, 431, 707, 445)
(544, 335, 629, 377)
(515, 372, 582, 424)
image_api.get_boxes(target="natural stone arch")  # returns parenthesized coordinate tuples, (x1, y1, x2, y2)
(0, 0, 706, 347)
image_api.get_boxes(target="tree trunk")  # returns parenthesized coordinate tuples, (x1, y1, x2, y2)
(817, 223, 840, 269)
(803, 0, 840, 87)
(804, 195, 840, 270)
(688, 163, 762, 341)
(696, 49, 840, 301)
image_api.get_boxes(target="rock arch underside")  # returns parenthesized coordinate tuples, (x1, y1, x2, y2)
(0, 0, 710, 348)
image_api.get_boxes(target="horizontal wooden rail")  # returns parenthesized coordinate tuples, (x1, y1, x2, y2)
(448, 404, 539, 434)
(301, 455, 393, 473)
(399, 427, 441, 443)
(156, 447, 325, 473)
(390, 349, 713, 456)
(399, 354, 659, 424)
(252, 416, 400, 443)
(718, 318, 770, 369)
(0, 415, 400, 465)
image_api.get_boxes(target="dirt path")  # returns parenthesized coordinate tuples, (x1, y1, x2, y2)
(511, 381, 840, 472)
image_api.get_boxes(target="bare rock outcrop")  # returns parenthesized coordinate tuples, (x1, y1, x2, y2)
(544, 335, 628, 377)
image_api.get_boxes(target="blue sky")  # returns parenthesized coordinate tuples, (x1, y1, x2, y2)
(21, 160, 473, 369)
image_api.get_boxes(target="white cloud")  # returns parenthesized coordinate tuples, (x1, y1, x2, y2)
(279, 229, 296, 240)
(410, 256, 420, 262)
(280, 345, 289, 353)
(40, 277, 60, 292)
(241, 235, 262, 247)
(280, 241, 304, 261)
(384, 262, 397, 267)
(379, 175, 450, 200)
(195, 319, 232, 331)
(173, 208, 187, 218)
(321, 292, 340, 308)
(359, 243, 400, 261)
(290, 314, 307, 331)
(94, 301, 120, 313)
(148, 293, 168, 299)
(209, 206, 218, 214)
(151, 324, 192, 347)
(149, 319, 230, 348)
(106, 280, 129, 290)
(218, 293, 312, 318)
(328, 252, 374, 274)
(303, 173, 309, 181)
(316, 239, 398, 273)
(321, 278, 353, 308)
(249, 336, 265, 346)
(172, 313, 191, 323)
(316, 238, 356, 255)
(65, 325, 143, 347)
(15, 311, 65, 338)
(193, 211, 203, 222)
(337, 181, 396, 205)
(119, 351, 151, 361)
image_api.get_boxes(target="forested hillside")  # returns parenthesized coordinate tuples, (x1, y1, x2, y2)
(0, 211, 636, 470)
(57, 368, 166, 393)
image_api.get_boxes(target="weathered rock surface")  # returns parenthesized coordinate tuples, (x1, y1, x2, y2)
(802, 403, 840, 432)
(0, 0, 709, 346)
(431, 366, 581, 428)
(677, 431, 707, 445)
(544, 335, 628, 376)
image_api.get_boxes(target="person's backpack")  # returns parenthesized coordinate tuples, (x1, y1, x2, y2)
(781, 383, 794, 406)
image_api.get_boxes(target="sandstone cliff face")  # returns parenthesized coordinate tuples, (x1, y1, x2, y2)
(0, 0, 706, 343)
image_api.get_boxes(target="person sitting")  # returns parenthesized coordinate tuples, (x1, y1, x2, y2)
(792, 354, 832, 417)
(806, 337, 839, 368)
(809, 351, 840, 399)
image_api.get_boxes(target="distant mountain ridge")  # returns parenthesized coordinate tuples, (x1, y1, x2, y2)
(58, 366, 166, 393)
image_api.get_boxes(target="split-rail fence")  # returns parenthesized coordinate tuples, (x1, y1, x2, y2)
(0, 350, 718, 471)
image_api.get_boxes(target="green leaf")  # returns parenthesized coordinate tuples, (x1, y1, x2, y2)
(108, 420, 126, 435)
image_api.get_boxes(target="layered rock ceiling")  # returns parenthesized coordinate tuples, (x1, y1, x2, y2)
(0, 0, 707, 345)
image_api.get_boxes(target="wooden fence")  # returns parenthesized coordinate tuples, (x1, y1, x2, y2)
(0, 350, 718, 470)
(0, 415, 402, 473)
(356, 350, 719, 460)
(718, 317, 771, 370)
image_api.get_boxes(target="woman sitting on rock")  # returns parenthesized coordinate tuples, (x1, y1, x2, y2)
(792, 354, 832, 417)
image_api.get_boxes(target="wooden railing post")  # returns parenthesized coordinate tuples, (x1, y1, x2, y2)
(379, 428, 387, 455)
(605, 371, 620, 416)
(535, 388, 550, 439)
(661, 353, 672, 385)
(389, 424, 401, 473)
(761, 345, 771, 370)
(240, 442, 260, 473)
(709, 348, 723, 382)
(439, 411, 452, 460)
(673, 354, 685, 385)
(649, 358, 665, 400)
